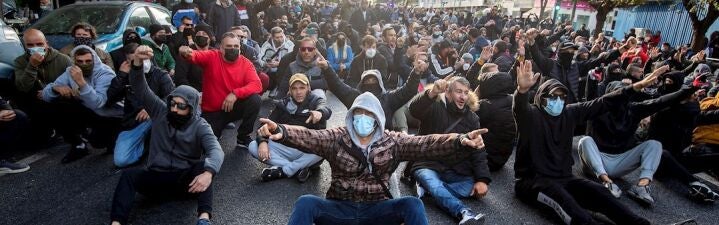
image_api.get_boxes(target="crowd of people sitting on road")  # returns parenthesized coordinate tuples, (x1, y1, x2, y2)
(3, 0, 719, 224)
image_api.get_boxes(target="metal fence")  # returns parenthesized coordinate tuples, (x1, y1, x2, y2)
(612, 2, 719, 47)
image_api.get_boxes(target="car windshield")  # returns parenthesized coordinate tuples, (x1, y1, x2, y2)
(32, 5, 124, 35)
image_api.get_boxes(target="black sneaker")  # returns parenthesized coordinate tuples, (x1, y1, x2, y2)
(296, 167, 312, 183)
(458, 209, 485, 225)
(689, 181, 719, 203)
(261, 166, 286, 182)
(0, 160, 30, 174)
(225, 122, 237, 130)
(61, 143, 89, 164)
(236, 136, 253, 148)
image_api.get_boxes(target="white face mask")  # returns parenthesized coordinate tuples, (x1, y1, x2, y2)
(463, 63, 470, 71)
(143, 59, 152, 73)
(365, 48, 377, 58)
(184, 0, 193, 3)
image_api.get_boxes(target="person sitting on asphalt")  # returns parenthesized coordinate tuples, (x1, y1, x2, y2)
(276, 37, 329, 99)
(326, 32, 353, 80)
(13, 28, 73, 146)
(513, 60, 658, 225)
(0, 96, 31, 174)
(173, 25, 215, 91)
(474, 71, 516, 171)
(60, 23, 114, 70)
(578, 67, 719, 205)
(106, 43, 175, 168)
(179, 32, 262, 147)
(41, 45, 123, 163)
(319, 50, 424, 131)
(258, 27, 294, 95)
(248, 73, 330, 183)
(345, 35, 389, 88)
(110, 29, 143, 71)
(110, 45, 224, 225)
(408, 76, 490, 225)
(142, 24, 176, 76)
(256, 92, 490, 225)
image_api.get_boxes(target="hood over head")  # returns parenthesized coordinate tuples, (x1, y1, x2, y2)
(166, 85, 202, 120)
(358, 70, 386, 93)
(477, 72, 514, 99)
(533, 79, 569, 108)
(694, 64, 711, 76)
(345, 92, 386, 150)
(70, 45, 112, 75)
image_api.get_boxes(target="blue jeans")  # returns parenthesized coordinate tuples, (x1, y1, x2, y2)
(414, 168, 475, 217)
(287, 195, 429, 225)
(247, 140, 322, 176)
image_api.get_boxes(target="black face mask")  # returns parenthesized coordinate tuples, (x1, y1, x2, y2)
(167, 111, 192, 129)
(559, 52, 574, 67)
(337, 38, 345, 47)
(77, 63, 93, 77)
(194, 36, 210, 48)
(74, 37, 95, 48)
(153, 35, 167, 44)
(360, 83, 383, 96)
(124, 36, 141, 46)
(224, 48, 240, 61)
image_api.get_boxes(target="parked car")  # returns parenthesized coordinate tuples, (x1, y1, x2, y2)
(0, 18, 23, 96)
(29, 1, 174, 53)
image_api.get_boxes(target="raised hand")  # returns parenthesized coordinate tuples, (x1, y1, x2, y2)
(517, 60, 541, 94)
(633, 65, 668, 91)
(305, 110, 323, 124)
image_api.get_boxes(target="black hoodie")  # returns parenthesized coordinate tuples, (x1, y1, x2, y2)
(513, 79, 634, 179)
(476, 72, 517, 170)
(110, 29, 141, 70)
(589, 81, 696, 154)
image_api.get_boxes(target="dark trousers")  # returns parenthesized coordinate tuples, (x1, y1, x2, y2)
(110, 164, 213, 224)
(53, 100, 122, 149)
(14, 94, 56, 144)
(202, 94, 261, 139)
(515, 177, 650, 225)
(0, 109, 30, 158)
(287, 195, 429, 225)
(656, 150, 699, 184)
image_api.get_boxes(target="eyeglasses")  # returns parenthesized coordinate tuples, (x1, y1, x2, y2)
(170, 100, 189, 110)
(300, 47, 316, 52)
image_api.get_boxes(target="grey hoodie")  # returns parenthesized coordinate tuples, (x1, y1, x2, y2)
(42, 45, 123, 118)
(345, 92, 386, 172)
(358, 70, 386, 93)
(129, 65, 224, 174)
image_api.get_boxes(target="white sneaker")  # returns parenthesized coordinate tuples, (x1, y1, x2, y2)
(459, 209, 485, 225)
(415, 182, 426, 198)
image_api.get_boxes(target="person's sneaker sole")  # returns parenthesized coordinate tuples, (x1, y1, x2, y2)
(459, 213, 486, 225)
(296, 169, 311, 183)
(0, 166, 30, 174)
(628, 190, 655, 206)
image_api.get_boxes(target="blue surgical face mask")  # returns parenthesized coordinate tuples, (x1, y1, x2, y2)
(543, 97, 564, 116)
(352, 114, 376, 137)
(28, 47, 46, 56)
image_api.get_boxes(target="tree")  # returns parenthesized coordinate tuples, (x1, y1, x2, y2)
(587, 0, 646, 38)
(683, 0, 719, 51)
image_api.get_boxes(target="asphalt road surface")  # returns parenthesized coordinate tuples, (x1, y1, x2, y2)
(1, 92, 717, 225)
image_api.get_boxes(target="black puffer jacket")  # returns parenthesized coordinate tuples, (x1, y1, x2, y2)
(107, 66, 175, 128)
(476, 72, 516, 171)
(408, 89, 491, 183)
(268, 92, 332, 130)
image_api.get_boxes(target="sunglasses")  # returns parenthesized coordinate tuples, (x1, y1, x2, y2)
(300, 47, 316, 52)
(170, 100, 189, 110)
